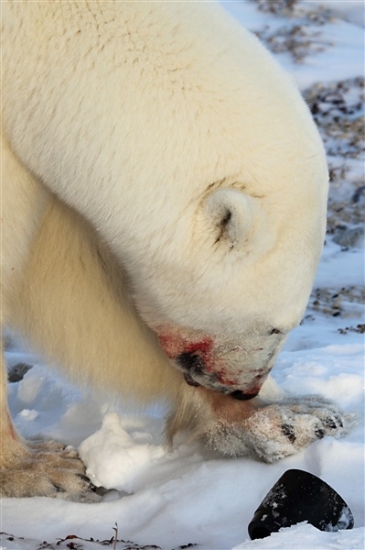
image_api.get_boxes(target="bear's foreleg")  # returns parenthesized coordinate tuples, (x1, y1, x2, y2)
(166, 379, 350, 462)
(0, 135, 102, 500)
(3, 185, 185, 499)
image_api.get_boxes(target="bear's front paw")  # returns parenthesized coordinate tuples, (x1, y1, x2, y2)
(0, 441, 102, 501)
(206, 396, 352, 462)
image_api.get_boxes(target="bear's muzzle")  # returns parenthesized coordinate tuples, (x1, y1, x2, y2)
(177, 350, 265, 399)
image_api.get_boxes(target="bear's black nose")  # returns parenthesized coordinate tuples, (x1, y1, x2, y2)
(177, 351, 204, 372)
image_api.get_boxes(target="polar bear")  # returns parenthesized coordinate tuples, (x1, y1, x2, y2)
(1, 0, 346, 500)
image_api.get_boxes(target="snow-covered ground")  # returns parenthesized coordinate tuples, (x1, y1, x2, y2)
(1, 1, 364, 549)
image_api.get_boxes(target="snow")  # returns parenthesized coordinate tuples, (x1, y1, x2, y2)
(233, 522, 364, 550)
(315, 240, 364, 287)
(224, 0, 365, 89)
(1, 2, 364, 550)
(79, 413, 166, 493)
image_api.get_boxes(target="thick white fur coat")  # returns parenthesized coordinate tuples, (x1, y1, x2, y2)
(0, 1, 346, 500)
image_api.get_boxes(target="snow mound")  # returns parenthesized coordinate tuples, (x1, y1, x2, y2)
(79, 413, 165, 492)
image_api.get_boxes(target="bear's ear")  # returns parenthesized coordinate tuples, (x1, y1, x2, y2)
(204, 188, 255, 248)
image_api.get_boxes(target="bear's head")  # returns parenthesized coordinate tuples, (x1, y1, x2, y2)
(3, 1, 328, 398)
(128, 171, 327, 399)
(106, 5, 330, 400)
(105, 9, 329, 396)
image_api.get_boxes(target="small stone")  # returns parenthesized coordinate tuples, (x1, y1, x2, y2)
(333, 225, 365, 248)
(8, 362, 33, 383)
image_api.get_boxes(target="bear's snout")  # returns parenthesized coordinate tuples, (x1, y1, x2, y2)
(157, 327, 275, 397)
(176, 350, 264, 399)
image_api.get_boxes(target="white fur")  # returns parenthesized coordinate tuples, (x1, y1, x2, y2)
(1, 1, 343, 500)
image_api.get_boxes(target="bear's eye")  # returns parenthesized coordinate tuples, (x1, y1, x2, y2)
(215, 208, 232, 244)
(221, 209, 232, 227)
(269, 328, 282, 335)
